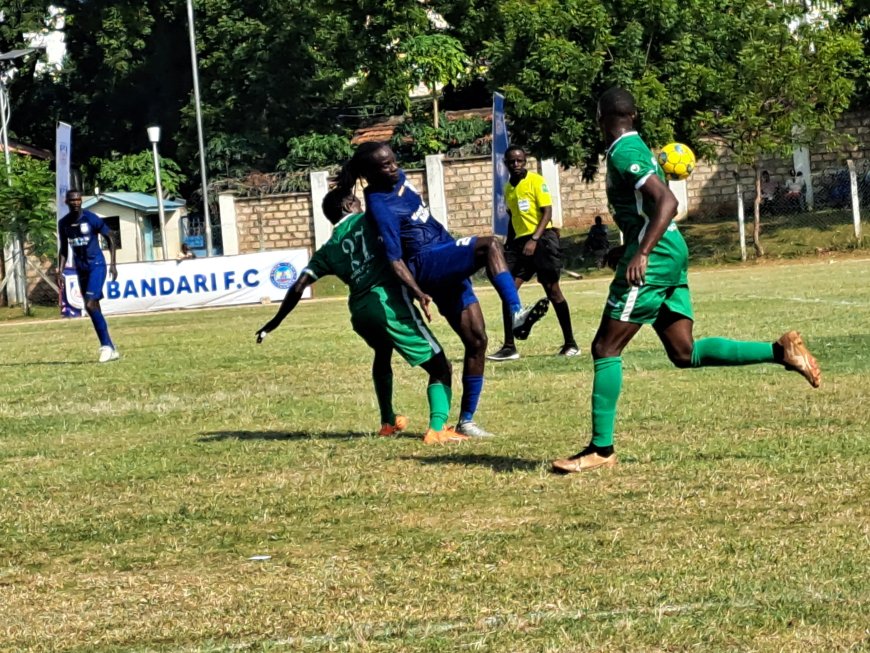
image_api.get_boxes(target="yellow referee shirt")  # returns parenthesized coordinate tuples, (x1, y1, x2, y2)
(504, 171, 552, 238)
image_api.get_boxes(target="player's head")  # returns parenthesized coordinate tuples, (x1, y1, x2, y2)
(504, 145, 527, 177)
(762, 170, 770, 182)
(335, 142, 399, 194)
(322, 187, 361, 225)
(597, 87, 637, 138)
(594, 215, 603, 225)
(65, 189, 83, 213)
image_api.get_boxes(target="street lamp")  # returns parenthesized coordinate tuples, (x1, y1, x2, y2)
(147, 125, 168, 261)
(186, 0, 213, 257)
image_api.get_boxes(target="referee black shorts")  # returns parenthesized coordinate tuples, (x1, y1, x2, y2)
(504, 229, 563, 284)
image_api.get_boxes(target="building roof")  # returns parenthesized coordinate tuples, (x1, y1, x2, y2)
(350, 108, 492, 145)
(83, 192, 186, 213)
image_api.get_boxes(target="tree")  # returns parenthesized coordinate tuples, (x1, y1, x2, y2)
(0, 154, 55, 313)
(690, 6, 863, 256)
(399, 34, 469, 128)
(88, 151, 186, 197)
(0, 155, 55, 258)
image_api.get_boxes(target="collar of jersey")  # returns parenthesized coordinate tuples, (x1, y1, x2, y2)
(606, 131, 639, 156)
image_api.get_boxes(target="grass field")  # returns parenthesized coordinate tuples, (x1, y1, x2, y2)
(2, 257, 869, 652)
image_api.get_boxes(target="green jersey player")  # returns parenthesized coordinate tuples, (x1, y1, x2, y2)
(552, 87, 821, 474)
(255, 188, 466, 445)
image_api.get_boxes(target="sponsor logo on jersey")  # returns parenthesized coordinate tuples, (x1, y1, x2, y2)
(270, 262, 298, 289)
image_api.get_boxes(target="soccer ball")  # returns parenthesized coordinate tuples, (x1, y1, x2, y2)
(657, 143, 696, 181)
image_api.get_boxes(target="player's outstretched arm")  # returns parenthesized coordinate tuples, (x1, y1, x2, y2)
(255, 272, 315, 343)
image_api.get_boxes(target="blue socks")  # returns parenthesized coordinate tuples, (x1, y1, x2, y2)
(492, 271, 522, 315)
(459, 375, 484, 423)
(88, 309, 114, 348)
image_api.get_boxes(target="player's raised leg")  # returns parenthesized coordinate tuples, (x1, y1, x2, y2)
(653, 308, 821, 387)
(465, 235, 548, 341)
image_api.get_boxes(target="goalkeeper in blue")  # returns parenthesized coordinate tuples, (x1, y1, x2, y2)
(552, 87, 821, 474)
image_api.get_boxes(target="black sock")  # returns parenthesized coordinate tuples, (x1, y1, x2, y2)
(588, 443, 614, 457)
(552, 300, 575, 346)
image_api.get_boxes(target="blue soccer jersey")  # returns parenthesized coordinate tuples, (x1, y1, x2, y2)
(365, 171, 454, 262)
(58, 210, 111, 271)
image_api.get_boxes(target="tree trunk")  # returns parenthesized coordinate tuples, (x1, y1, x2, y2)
(753, 165, 765, 257)
(433, 92, 439, 129)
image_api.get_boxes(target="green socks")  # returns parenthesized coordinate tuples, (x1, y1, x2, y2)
(591, 357, 622, 448)
(691, 338, 774, 367)
(373, 373, 395, 425)
(427, 382, 452, 431)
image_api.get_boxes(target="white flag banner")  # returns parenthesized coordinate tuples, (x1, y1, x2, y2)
(56, 122, 72, 223)
(64, 249, 311, 316)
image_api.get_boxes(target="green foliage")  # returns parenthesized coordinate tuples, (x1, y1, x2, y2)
(485, 0, 867, 176)
(400, 33, 469, 97)
(277, 133, 354, 172)
(391, 115, 490, 164)
(88, 150, 186, 197)
(0, 155, 56, 258)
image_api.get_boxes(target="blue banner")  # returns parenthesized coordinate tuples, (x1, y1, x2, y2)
(491, 92, 510, 237)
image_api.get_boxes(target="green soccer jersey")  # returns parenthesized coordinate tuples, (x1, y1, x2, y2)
(302, 212, 396, 303)
(605, 131, 689, 286)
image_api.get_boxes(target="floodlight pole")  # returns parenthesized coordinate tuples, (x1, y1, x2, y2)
(186, 0, 213, 257)
(147, 126, 168, 260)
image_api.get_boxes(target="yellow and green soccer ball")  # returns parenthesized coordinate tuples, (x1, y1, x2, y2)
(657, 142, 696, 180)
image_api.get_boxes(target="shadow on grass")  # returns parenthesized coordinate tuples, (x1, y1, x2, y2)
(400, 453, 541, 473)
(198, 430, 378, 442)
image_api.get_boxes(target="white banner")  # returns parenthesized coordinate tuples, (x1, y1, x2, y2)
(56, 122, 71, 223)
(64, 249, 311, 315)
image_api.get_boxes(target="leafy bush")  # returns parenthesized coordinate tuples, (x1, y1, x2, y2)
(88, 151, 186, 198)
(277, 133, 354, 172)
(391, 115, 490, 165)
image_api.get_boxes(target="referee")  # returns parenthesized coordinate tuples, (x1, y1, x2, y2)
(488, 146, 579, 361)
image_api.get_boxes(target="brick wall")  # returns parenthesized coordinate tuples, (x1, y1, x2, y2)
(222, 109, 869, 252)
(235, 193, 314, 253)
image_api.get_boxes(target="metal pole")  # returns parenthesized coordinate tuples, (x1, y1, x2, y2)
(186, 0, 213, 257)
(151, 140, 168, 260)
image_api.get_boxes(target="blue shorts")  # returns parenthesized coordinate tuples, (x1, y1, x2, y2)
(77, 266, 106, 301)
(409, 236, 479, 320)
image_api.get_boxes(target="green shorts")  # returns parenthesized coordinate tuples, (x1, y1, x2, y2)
(349, 285, 442, 366)
(604, 281, 694, 324)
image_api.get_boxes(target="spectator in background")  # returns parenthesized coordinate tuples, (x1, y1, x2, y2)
(177, 243, 196, 261)
(784, 169, 806, 212)
(760, 170, 779, 215)
(583, 215, 611, 268)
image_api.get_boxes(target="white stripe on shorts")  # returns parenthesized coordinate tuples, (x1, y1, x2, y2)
(620, 285, 640, 321)
(401, 287, 442, 355)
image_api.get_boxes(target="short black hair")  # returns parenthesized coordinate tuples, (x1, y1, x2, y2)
(598, 87, 637, 119)
(505, 145, 525, 157)
(322, 186, 355, 223)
